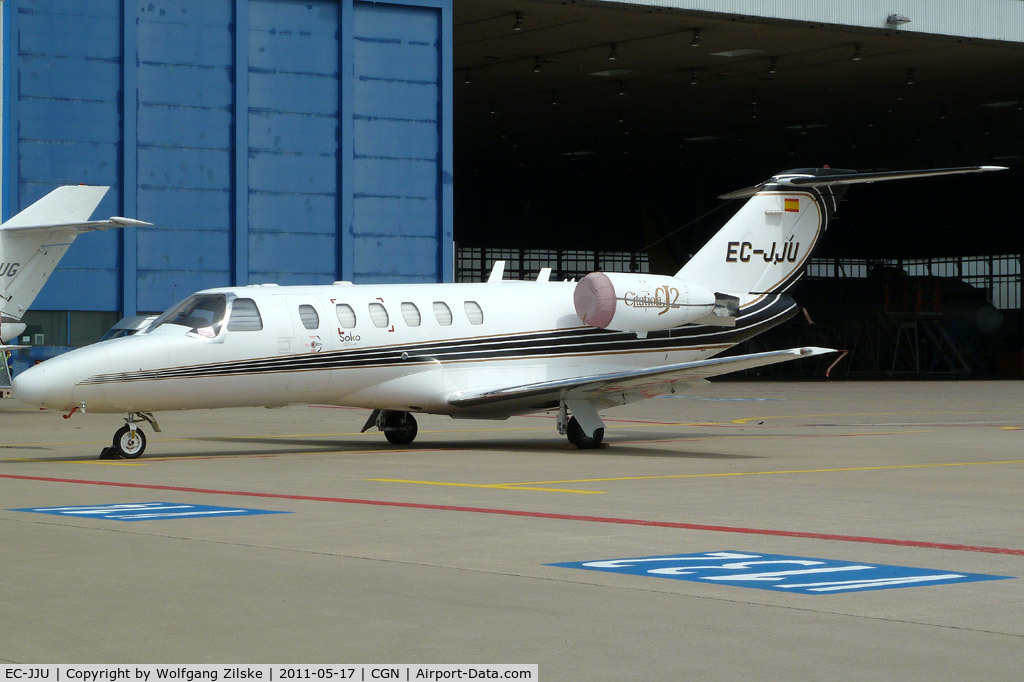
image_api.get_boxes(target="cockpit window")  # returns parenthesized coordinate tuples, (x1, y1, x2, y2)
(149, 294, 227, 337)
(227, 298, 263, 331)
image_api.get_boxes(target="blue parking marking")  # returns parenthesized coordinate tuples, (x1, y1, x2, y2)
(549, 551, 1012, 594)
(9, 502, 290, 522)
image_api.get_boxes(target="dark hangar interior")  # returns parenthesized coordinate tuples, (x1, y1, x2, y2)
(453, 0, 1024, 376)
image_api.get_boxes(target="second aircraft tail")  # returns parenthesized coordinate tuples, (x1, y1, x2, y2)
(0, 185, 151, 343)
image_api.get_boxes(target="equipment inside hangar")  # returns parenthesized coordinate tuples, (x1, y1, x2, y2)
(4, 0, 1024, 377)
(452, 0, 1024, 377)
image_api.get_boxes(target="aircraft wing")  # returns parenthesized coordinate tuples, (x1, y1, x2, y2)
(448, 346, 836, 410)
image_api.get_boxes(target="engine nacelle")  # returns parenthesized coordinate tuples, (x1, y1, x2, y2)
(573, 272, 727, 333)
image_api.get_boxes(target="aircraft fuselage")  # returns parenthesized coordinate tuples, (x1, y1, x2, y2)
(13, 280, 794, 417)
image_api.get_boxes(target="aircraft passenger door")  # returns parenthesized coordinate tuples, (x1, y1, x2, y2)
(281, 297, 330, 394)
(277, 297, 322, 354)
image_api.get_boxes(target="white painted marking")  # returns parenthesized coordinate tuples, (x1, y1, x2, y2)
(701, 565, 875, 582)
(779, 574, 967, 592)
(584, 552, 759, 569)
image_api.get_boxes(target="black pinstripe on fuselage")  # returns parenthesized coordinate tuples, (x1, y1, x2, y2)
(79, 294, 798, 386)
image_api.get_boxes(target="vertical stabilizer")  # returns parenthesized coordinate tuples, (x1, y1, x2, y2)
(675, 166, 1005, 302)
(676, 183, 829, 299)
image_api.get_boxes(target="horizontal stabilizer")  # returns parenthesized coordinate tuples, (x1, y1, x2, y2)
(449, 346, 836, 409)
(1, 217, 153, 235)
(718, 165, 1007, 199)
(785, 166, 1007, 188)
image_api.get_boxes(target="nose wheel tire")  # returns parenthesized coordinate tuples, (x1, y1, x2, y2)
(112, 424, 146, 459)
(566, 416, 604, 449)
(382, 411, 418, 445)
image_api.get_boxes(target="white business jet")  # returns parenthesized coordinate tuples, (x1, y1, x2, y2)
(12, 166, 1005, 458)
(0, 185, 151, 346)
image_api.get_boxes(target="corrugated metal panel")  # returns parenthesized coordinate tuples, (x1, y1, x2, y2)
(599, 0, 1024, 43)
(352, 1, 442, 281)
(135, 0, 234, 312)
(247, 0, 339, 286)
(4, 0, 453, 316)
(15, 0, 122, 311)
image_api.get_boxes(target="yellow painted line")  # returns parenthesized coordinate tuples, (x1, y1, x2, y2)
(731, 410, 1000, 424)
(68, 460, 148, 467)
(367, 478, 605, 494)
(505, 459, 1024, 486)
(614, 430, 928, 445)
(1, 440, 110, 447)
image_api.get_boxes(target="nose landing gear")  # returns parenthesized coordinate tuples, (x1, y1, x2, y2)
(99, 412, 161, 459)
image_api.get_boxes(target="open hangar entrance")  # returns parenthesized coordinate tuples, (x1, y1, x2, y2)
(453, 0, 1024, 376)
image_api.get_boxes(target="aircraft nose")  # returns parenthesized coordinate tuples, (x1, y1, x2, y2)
(12, 356, 76, 410)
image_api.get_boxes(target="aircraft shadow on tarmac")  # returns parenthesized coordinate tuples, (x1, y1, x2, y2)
(188, 434, 761, 459)
(2, 432, 760, 462)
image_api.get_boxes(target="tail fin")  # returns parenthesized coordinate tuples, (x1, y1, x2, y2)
(0, 185, 152, 342)
(675, 166, 1006, 301)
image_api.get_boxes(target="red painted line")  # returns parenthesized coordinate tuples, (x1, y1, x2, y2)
(3, 473, 1022, 556)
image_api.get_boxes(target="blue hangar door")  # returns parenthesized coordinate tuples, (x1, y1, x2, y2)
(3, 0, 453, 316)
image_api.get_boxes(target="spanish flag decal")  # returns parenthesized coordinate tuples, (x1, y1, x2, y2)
(784, 198, 800, 212)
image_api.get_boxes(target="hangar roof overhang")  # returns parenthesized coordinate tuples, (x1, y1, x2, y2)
(455, 0, 1024, 176)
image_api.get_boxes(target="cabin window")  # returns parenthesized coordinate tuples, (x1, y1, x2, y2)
(432, 301, 452, 326)
(336, 303, 357, 329)
(401, 302, 421, 327)
(299, 304, 320, 330)
(227, 298, 263, 331)
(464, 300, 484, 325)
(150, 294, 226, 337)
(368, 302, 389, 328)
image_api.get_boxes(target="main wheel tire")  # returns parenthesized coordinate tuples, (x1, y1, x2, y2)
(566, 416, 604, 449)
(383, 412, 418, 445)
(113, 425, 146, 459)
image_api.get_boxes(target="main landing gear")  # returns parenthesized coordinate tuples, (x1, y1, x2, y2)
(99, 412, 161, 459)
(361, 409, 419, 445)
(557, 401, 605, 449)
